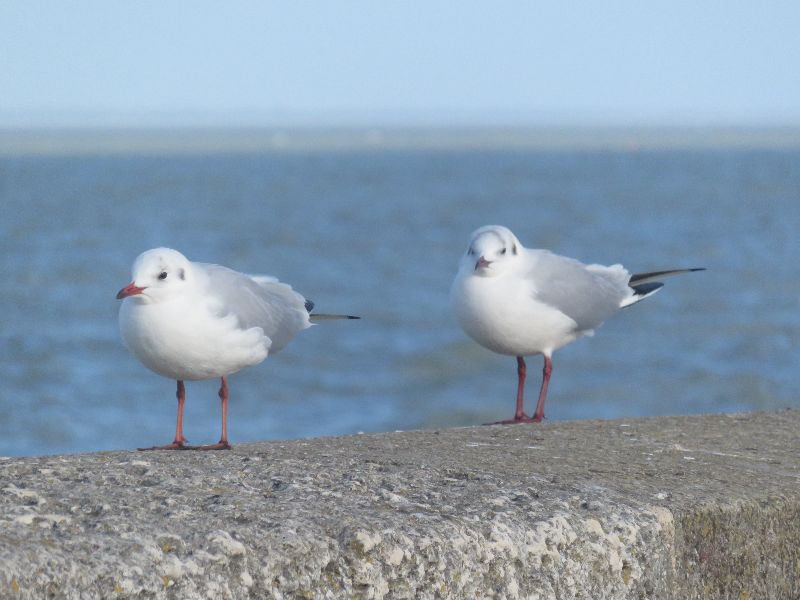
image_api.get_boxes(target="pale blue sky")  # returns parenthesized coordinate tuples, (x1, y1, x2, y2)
(1, 1, 799, 127)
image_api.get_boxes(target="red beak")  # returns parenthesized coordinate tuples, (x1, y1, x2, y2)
(116, 282, 146, 299)
(475, 256, 492, 271)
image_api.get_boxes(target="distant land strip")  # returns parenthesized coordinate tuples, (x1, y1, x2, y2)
(1, 126, 800, 156)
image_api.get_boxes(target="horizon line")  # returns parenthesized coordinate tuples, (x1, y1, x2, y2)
(2, 125, 800, 156)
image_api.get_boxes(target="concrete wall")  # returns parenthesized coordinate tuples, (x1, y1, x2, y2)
(1, 410, 798, 599)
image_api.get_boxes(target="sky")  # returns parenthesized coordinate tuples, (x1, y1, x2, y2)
(1, 1, 799, 127)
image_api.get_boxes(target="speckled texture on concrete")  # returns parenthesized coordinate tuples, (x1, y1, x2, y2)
(0, 410, 798, 599)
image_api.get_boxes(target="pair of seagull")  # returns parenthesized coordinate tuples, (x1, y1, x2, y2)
(117, 225, 701, 450)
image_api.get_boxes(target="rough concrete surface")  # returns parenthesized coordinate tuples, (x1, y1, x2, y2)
(0, 410, 798, 599)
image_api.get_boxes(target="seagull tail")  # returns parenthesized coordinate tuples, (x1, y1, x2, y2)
(304, 298, 360, 321)
(309, 313, 360, 322)
(620, 267, 705, 308)
(628, 268, 705, 285)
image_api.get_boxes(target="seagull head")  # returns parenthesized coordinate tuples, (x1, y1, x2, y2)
(462, 225, 523, 277)
(116, 247, 193, 303)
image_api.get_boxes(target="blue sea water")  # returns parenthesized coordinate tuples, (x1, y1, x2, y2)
(1, 135, 798, 456)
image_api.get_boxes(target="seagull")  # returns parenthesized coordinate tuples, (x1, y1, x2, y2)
(450, 225, 703, 424)
(117, 247, 358, 450)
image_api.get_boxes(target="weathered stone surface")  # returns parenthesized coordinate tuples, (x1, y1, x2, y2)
(0, 410, 798, 599)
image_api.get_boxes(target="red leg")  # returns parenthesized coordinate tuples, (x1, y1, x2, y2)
(513, 356, 527, 419)
(198, 376, 232, 450)
(531, 355, 553, 423)
(174, 380, 188, 444)
(138, 380, 193, 450)
(486, 356, 541, 425)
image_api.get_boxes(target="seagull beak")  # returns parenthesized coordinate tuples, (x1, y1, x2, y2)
(116, 282, 146, 299)
(475, 256, 492, 271)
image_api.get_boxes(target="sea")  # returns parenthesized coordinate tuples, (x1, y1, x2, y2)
(1, 127, 798, 456)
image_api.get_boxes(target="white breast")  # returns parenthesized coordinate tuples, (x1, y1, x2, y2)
(451, 271, 582, 357)
(119, 295, 271, 381)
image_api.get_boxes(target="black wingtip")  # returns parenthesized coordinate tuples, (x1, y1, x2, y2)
(629, 267, 706, 285)
(304, 299, 315, 313)
(631, 281, 664, 296)
(308, 313, 361, 321)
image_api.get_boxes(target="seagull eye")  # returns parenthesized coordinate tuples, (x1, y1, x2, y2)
(500, 248, 507, 255)
(468, 248, 475, 256)
(158, 271, 168, 280)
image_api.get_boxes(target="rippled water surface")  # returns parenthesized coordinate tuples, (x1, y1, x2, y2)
(1, 134, 798, 455)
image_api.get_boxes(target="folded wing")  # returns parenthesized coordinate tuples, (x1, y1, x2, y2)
(200, 264, 312, 353)
(527, 250, 632, 333)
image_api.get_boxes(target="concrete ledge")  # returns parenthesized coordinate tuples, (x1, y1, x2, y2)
(1, 411, 798, 599)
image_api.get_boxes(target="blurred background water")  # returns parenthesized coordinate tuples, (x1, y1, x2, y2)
(1, 130, 798, 456)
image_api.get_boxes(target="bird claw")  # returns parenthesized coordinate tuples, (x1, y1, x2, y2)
(137, 441, 194, 451)
(137, 440, 231, 451)
(484, 414, 544, 425)
(195, 441, 232, 451)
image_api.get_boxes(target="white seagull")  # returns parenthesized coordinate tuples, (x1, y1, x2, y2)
(117, 247, 358, 450)
(450, 225, 703, 424)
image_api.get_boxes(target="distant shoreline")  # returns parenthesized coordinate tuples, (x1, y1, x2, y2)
(2, 125, 800, 156)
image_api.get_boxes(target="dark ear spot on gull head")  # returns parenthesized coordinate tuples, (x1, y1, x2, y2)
(178, 268, 185, 280)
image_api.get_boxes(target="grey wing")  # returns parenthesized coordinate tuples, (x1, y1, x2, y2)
(201, 264, 312, 353)
(527, 250, 632, 332)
